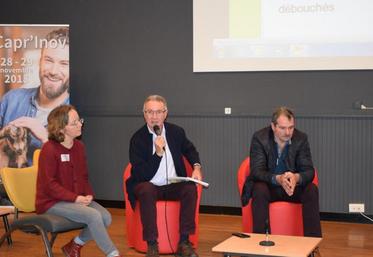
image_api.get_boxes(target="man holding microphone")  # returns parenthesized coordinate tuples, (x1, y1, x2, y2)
(126, 95, 202, 257)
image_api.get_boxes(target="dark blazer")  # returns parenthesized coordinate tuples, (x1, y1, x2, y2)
(126, 122, 200, 209)
(241, 126, 314, 206)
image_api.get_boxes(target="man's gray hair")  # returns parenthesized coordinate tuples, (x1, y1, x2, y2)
(143, 95, 168, 111)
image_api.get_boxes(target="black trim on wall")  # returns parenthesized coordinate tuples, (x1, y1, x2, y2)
(96, 199, 373, 224)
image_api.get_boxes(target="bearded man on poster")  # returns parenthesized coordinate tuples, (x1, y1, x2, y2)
(0, 28, 70, 166)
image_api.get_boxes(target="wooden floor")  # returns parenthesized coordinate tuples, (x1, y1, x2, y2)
(1, 208, 373, 256)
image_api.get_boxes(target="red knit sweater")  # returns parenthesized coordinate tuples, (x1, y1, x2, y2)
(36, 139, 94, 214)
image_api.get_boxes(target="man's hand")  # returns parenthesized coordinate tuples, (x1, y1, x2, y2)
(75, 195, 93, 206)
(192, 165, 202, 181)
(154, 136, 166, 156)
(10, 116, 48, 143)
(276, 172, 299, 196)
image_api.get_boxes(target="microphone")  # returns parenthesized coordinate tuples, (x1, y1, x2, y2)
(259, 219, 275, 246)
(153, 125, 166, 151)
(153, 125, 161, 136)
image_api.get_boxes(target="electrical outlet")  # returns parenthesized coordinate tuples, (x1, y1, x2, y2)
(349, 203, 365, 213)
(224, 107, 231, 115)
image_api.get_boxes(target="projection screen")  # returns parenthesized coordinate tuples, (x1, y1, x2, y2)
(193, 0, 373, 72)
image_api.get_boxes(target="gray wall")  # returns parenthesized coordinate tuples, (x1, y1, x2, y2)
(83, 114, 373, 214)
(2, 0, 373, 214)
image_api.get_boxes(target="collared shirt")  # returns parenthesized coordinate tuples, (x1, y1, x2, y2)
(271, 138, 292, 185)
(0, 87, 69, 165)
(147, 125, 177, 186)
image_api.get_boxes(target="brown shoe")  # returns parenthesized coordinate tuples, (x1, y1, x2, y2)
(176, 240, 198, 257)
(61, 239, 83, 257)
(146, 243, 159, 257)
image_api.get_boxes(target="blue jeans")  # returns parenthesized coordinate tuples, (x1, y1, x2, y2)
(46, 201, 117, 255)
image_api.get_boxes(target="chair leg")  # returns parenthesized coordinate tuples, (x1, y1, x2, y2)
(31, 225, 54, 257)
(14, 208, 19, 220)
(0, 223, 56, 257)
(49, 232, 58, 248)
(0, 226, 16, 247)
(2, 214, 12, 245)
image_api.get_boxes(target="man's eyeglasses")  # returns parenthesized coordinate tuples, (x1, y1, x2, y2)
(68, 118, 84, 127)
(144, 110, 166, 116)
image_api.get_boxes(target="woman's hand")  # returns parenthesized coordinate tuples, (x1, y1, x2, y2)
(75, 195, 93, 206)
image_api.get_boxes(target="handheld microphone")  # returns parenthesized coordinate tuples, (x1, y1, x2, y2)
(153, 125, 166, 152)
(259, 219, 275, 246)
(153, 125, 161, 136)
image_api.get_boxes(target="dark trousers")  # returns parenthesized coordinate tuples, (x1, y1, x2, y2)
(252, 182, 322, 237)
(134, 181, 197, 241)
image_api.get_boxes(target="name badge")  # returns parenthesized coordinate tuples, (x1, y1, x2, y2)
(61, 154, 70, 162)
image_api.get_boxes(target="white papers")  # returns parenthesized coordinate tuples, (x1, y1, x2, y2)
(168, 177, 209, 188)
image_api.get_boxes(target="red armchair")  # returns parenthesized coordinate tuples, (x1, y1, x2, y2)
(123, 158, 202, 253)
(237, 157, 319, 236)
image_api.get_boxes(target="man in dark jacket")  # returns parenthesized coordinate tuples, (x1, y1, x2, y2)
(242, 107, 322, 239)
(127, 95, 202, 257)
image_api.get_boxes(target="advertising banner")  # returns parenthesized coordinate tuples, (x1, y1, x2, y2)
(0, 25, 69, 168)
(0, 24, 70, 205)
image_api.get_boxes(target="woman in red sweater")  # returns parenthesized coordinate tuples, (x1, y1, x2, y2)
(36, 105, 123, 257)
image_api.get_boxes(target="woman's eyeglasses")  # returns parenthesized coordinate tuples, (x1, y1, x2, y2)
(68, 118, 84, 127)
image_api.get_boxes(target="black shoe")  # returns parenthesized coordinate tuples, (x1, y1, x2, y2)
(176, 240, 198, 257)
(146, 243, 159, 257)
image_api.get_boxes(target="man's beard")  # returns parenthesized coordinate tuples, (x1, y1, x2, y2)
(41, 78, 69, 99)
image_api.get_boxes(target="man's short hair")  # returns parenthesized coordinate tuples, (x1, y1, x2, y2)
(143, 95, 168, 112)
(271, 106, 295, 125)
(46, 27, 69, 45)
